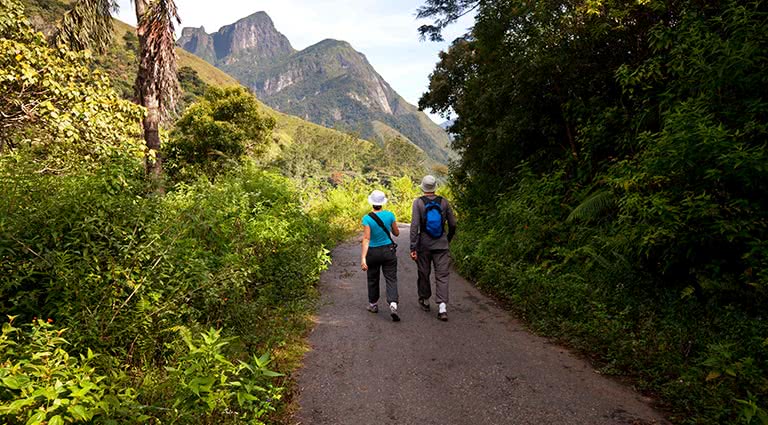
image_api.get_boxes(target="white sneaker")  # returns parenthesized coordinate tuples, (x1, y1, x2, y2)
(389, 302, 400, 322)
(437, 302, 448, 321)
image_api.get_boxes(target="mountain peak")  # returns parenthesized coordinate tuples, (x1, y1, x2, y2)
(180, 26, 207, 35)
(178, 12, 452, 163)
(179, 11, 294, 63)
(316, 39, 352, 48)
(302, 39, 358, 57)
(178, 26, 216, 63)
(231, 11, 275, 29)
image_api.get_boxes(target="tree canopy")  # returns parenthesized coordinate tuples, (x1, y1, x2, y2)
(165, 86, 276, 179)
(0, 0, 143, 166)
(420, 0, 768, 422)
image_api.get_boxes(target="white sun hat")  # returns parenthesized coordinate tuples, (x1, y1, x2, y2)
(368, 190, 388, 206)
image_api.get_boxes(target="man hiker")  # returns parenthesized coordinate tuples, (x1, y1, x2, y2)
(410, 175, 457, 321)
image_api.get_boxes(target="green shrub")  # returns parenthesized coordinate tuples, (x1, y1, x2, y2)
(420, 0, 767, 422)
(0, 317, 143, 425)
(1, 2, 331, 422)
(161, 327, 283, 424)
(610, 1, 768, 300)
(0, 0, 144, 164)
(305, 177, 371, 241)
(165, 87, 276, 180)
(0, 156, 330, 421)
(451, 169, 768, 424)
(305, 175, 427, 243)
(0, 155, 156, 351)
(274, 126, 373, 180)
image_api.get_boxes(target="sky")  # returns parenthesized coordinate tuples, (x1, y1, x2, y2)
(114, 0, 474, 124)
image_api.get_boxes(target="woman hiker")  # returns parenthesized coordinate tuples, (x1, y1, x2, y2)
(361, 190, 400, 322)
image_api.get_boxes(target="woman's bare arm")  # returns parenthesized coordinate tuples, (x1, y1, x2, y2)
(361, 225, 371, 271)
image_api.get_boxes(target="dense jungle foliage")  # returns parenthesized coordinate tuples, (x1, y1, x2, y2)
(0, 0, 425, 423)
(419, 0, 768, 423)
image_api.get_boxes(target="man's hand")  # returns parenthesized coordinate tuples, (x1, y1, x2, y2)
(361, 259, 368, 271)
(410, 251, 418, 262)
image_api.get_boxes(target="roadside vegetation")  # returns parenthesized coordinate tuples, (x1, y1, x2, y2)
(419, 0, 768, 423)
(0, 1, 427, 423)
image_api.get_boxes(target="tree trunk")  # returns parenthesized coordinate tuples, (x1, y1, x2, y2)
(134, 0, 145, 18)
(143, 94, 163, 179)
(134, 0, 163, 180)
(552, 80, 578, 161)
(565, 121, 578, 160)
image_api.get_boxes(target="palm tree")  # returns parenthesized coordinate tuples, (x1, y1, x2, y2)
(54, 0, 180, 178)
(133, 0, 180, 179)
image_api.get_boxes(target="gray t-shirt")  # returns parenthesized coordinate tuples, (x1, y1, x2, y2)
(409, 195, 457, 251)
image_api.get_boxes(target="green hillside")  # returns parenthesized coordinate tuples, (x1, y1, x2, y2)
(251, 39, 451, 162)
(179, 49, 240, 87)
(100, 21, 242, 93)
(251, 38, 451, 163)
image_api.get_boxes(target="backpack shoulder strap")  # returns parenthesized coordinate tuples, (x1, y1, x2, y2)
(367, 212, 395, 245)
(435, 196, 446, 223)
(419, 196, 431, 227)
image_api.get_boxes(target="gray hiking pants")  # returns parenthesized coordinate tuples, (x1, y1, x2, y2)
(417, 249, 451, 304)
(366, 245, 399, 304)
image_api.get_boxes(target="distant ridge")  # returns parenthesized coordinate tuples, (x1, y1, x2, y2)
(179, 12, 453, 163)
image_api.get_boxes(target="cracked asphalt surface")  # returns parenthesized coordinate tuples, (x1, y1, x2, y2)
(293, 225, 667, 425)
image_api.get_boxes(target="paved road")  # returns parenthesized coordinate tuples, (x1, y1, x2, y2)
(293, 225, 667, 425)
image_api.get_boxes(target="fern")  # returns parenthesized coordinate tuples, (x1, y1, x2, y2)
(567, 190, 615, 222)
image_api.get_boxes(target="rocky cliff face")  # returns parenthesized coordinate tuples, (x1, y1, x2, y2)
(257, 39, 396, 115)
(179, 12, 452, 163)
(214, 12, 295, 61)
(178, 27, 216, 63)
(178, 12, 294, 65)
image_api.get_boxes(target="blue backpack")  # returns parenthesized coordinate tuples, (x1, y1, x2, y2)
(421, 196, 444, 238)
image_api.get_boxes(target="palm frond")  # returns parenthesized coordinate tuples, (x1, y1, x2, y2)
(136, 0, 181, 116)
(52, 0, 118, 53)
(567, 189, 615, 222)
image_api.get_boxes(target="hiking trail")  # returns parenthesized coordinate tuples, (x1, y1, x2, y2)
(293, 225, 667, 425)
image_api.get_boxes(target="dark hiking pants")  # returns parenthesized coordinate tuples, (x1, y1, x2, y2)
(366, 245, 399, 304)
(417, 249, 451, 304)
